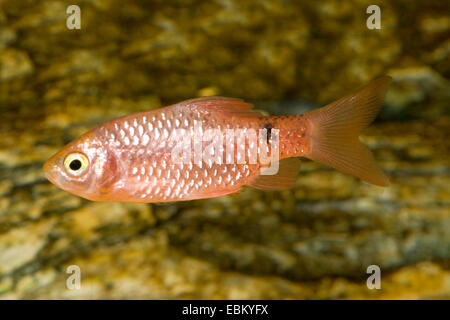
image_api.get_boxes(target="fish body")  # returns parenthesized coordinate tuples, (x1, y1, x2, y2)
(44, 76, 391, 202)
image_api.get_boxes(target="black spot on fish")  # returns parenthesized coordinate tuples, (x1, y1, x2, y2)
(263, 123, 272, 143)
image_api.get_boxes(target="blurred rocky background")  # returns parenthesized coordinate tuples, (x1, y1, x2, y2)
(0, 0, 449, 299)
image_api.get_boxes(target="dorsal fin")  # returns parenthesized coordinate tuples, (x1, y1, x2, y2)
(248, 158, 301, 190)
(175, 96, 262, 118)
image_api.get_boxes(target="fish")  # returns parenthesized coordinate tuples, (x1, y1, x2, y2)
(44, 76, 392, 202)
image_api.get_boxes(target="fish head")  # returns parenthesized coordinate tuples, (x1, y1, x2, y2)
(43, 130, 120, 201)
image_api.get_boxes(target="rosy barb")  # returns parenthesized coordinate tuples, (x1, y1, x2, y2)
(44, 76, 391, 202)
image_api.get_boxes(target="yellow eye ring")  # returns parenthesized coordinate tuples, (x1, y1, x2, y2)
(64, 152, 89, 176)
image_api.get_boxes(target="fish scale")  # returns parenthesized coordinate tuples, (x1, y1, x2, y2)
(98, 104, 262, 201)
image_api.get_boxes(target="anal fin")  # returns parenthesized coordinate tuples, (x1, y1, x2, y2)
(248, 158, 301, 190)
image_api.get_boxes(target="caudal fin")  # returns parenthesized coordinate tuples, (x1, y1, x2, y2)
(304, 76, 391, 186)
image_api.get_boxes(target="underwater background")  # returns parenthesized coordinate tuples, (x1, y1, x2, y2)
(0, 0, 449, 299)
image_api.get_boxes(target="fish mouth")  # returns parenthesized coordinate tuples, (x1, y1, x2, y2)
(43, 158, 60, 185)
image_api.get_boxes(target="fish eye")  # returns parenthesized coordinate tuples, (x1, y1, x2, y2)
(64, 152, 89, 176)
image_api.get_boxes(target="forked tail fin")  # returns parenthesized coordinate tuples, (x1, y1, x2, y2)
(304, 76, 391, 186)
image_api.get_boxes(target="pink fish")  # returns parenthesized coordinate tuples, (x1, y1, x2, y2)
(44, 76, 391, 202)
